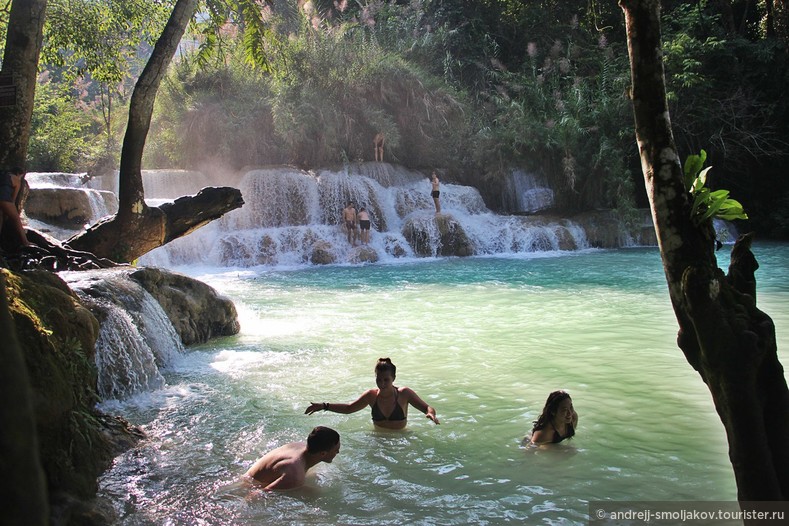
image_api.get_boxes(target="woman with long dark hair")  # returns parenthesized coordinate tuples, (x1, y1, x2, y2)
(529, 390, 578, 444)
(305, 358, 439, 430)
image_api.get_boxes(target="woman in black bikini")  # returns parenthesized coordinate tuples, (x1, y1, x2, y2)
(304, 358, 439, 430)
(528, 390, 578, 444)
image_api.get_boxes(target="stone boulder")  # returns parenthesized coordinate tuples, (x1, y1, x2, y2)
(310, 241, 336, 265)
(571, 209, 657, 248)
(130, 267, 240, 346)
(403, 213, 474, 257)
(350, 245, 379, 263)
(3, 268, 141, 524)
(25, 187, 118, 227)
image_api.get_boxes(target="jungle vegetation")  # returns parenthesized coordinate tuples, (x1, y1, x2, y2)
(2, 0, 788, 237)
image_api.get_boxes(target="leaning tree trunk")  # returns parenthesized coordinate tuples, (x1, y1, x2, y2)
(620, 0, 789, 503)
(66, 0, 243, 263)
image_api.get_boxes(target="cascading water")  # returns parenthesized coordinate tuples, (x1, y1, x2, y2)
(508, 169, 555, 213)
(25, 166, 738, 269)
(139, 164, 592, 268)
(25, 172, 118, 237)
(141, 169, 219, 199)
(61, 270, 184, 400)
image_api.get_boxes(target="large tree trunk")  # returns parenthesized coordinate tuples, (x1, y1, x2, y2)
(67, 186, 244, 260)
(620, 0, 789, 503)
(0, 0, 47, 169)
(66, 0, 243, 263)
(0, 0, 47, 250)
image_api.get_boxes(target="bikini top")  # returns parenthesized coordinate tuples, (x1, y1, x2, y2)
(371, 388, 406, 422)
(551, 422, 575, 443)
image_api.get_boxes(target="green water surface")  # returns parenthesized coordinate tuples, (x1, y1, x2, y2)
(98, 245, 789, 525)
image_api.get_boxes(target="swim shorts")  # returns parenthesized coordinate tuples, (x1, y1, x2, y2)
(0, 171, 15, 202)
(431, 190, 440, 199)
(359, 220, 371, 231)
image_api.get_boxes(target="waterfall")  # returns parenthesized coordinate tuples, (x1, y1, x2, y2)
(26, 166, 680, 268)
(25, 173, 118, 237)
(62, 270, 184, 400)
(139, 164, 594, 268)
(142, 169, 219, 200)
(508, 170, 555, 214)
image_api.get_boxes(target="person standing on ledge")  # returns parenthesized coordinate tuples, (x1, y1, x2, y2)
(357, 206, 371, 245)
(0, 166, 31, 248)
(305, 357, 440, 430)
(528, 390, 578, 445)
(373, 132, 385, 162)
(244, 426, 341, 490)
(341, 202, 358, 246)
(430, 171, 441, 214)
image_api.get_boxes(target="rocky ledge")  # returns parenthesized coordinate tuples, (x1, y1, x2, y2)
(1, 266, 240, 525)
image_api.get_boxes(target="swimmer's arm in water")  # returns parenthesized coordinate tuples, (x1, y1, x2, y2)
(403, 387, 440, 425)
(305, 390, 375, 415)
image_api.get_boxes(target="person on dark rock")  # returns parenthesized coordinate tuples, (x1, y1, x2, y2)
(1, 166, 31, 248)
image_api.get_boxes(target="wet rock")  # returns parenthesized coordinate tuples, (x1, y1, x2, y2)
(350, 246, 379, 263)
(25, 187, 117, 227)
(403, 213, 474, 257)
(129, 267, 240, 345)
(3, 269, 142, 505)
(310, 241, 336, 265)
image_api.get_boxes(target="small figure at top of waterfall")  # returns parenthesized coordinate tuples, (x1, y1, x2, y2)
(527, 390, 578, 445)
(374, 132, 385, 162)
(305, 357, 440, 430)
(358, 207, 371, 244)
(430, 171, 441, 214)
(342, 202, 358, 246)
(244, 426, 341, 490)
(0, 166, 31, 248)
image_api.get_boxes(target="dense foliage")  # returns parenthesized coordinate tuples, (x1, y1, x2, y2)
(3, 0, 789, 235)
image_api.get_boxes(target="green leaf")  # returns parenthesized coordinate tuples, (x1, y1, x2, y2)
(683, 149, 706, 190)
(691, 187, 709, 217)
(708, 189, 729, 200)
(692, 166, 712, 193)
(699, 192, 729, 222)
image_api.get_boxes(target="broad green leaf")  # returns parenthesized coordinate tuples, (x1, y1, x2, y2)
(683, 149, 706, 190)
(691, 187, 709, 217)
(692, 166, 712, 193)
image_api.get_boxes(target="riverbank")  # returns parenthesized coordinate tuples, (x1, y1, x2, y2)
(1, 266, 240, 525)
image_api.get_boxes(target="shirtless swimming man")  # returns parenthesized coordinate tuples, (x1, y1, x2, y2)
(244, 426, 340, 490)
